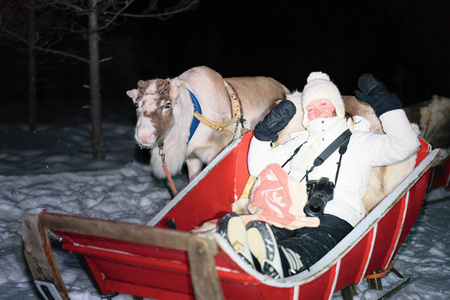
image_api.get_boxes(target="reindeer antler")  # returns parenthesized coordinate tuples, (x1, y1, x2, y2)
(159, 80, 170, 95)
(137, 80, 150, 95)
(138, 80, 150, 97)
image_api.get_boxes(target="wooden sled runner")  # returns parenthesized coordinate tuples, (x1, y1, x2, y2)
(22, 133, 441, 300)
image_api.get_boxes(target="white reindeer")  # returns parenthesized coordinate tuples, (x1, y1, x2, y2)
(127, 66, 288, 181)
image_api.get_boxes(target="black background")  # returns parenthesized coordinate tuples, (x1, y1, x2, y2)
(1, 0, 449, 119)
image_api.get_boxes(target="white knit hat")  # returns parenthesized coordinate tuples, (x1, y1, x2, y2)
(301, 72, 345, 127)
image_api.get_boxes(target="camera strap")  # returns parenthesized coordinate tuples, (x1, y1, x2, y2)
(281, 142, 306, 168)
(301, 129, 352, 183)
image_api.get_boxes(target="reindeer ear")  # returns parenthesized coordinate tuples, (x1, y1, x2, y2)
(126, 89, 139, 103)
(169, 77, 181, 103)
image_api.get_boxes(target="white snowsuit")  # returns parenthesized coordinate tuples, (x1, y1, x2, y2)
(248, 109, 420, 227)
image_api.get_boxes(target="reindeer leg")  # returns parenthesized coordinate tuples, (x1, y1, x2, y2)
(186, 158, 204, 181)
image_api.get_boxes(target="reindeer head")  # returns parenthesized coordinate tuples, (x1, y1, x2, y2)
(126, 78, 177, 148)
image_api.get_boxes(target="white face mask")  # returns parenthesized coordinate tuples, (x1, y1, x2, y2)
(307, 117, 342, 134)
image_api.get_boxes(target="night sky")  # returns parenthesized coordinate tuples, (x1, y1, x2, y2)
(1, 0, 449, 118)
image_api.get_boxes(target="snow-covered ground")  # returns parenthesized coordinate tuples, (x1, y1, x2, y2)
(0, 108, 449, 299)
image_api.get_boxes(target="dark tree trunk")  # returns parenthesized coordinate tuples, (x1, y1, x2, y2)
(88, 1, 105, 160)
(28, 3, 37, 132)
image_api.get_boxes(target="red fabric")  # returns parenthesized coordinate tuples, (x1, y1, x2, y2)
(248, 164, 320, 229)
(252, 164, 296, 224)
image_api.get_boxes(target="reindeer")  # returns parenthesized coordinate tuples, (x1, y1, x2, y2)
(127, 66, 288, 181)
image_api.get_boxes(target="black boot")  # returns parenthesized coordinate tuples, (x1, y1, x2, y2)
(246, 221, 304, 278)
(217, 212, 254, 268)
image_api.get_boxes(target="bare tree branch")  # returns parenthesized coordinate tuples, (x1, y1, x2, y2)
(0, 26, 89, 63)
(104, 0, 199, 20)
(1, 0, 200, 159)
(100, 0, 136, 30)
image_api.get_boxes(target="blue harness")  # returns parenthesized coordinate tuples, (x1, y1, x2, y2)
(187, 89, 202, 143)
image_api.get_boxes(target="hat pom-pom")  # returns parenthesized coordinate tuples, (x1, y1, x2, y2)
(307, 72, 330, 83)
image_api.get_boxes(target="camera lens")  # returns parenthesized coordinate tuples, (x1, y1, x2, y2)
(304, 199, 325, 218)
(309, 206, 321, 213)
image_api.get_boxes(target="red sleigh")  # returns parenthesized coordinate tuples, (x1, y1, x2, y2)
(23, 132, 441, 300)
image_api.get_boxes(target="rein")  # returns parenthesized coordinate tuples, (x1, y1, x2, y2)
(158, 143, 178, 196)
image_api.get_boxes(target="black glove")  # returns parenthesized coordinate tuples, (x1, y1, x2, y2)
(354, 74, 402, 117)
(254, 99, 297, 142)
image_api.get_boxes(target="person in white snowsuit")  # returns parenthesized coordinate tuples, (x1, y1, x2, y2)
(218, 72, 420, 278)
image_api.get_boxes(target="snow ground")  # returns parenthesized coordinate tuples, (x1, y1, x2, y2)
(0, 110, 449, 299)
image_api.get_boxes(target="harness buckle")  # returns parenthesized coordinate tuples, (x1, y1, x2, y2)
(158, 145, 166, 164)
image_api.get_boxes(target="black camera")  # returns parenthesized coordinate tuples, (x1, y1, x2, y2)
(304, 177, 335, 218)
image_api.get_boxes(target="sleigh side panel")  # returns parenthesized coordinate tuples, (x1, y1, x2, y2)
(296, 264, 339, 299)
(364, 192, 408, 274)
(30, 212, 229, 300)
(153, 133, 252, 230)
(389, 166, 430, 265)
(155, 150, 238, 231)
(355, 137, 429, 274)
(59, 225, 301, 300)
(384, 139, 432, 269)
(333, 227, 376, 291)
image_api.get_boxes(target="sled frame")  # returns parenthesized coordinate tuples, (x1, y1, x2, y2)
(22, 134, 442, 300)
(22, 213, 224, 300)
